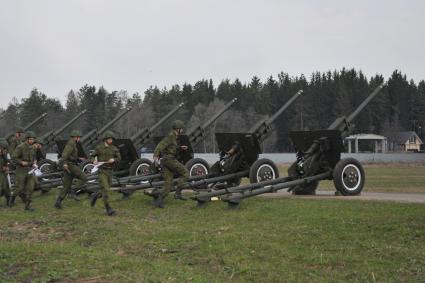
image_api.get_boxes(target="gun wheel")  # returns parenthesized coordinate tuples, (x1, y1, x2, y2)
(130, 158, 153, 176)
(185, 158, 210, 177)
(38, 159, 57, 175)
(80, 160, 95, 175)
(249, 158, 279, 183)
(333, 158, 365, 196)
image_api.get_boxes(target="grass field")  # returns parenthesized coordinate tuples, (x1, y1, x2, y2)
(0, 165, 424, 282)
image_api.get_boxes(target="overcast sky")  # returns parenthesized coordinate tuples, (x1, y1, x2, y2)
(1, 0, 424, 108)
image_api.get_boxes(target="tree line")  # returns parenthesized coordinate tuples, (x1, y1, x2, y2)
(1, 68, 424, 152)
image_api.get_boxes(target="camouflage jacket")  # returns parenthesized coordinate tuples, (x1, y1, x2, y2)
(62, 139, 79, 165)
(12, 142, 36, 168)
(91, 142, 121, 169)
(154, 131, 178, 158)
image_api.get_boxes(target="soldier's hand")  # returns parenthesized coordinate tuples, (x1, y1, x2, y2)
(63, 164, 69, 170)
(21, 161, 28, 166)
(108, 158, 115, 164)
(180, 145, 188, 150)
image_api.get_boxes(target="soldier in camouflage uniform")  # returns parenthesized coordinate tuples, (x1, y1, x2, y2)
(55, 130, 87, 209)
(0, 139, 11, 207)
(7, 127, 25, 155)
(10, 131, 37, 211)
(152, 120, 190, 208)
(90, 131, 121, 216)
(34, 138, 46, 162)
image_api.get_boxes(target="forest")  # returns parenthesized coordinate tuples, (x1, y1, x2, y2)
(1, 68, 424, 153)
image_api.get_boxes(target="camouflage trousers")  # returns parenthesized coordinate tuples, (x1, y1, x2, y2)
(59, 164, 87, 199)
(12, 167, 36, 202)
(97, 169, 113, 206)
(160, 158, 189, 197)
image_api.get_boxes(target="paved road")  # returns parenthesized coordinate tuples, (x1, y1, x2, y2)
(260, 191, 425, 204)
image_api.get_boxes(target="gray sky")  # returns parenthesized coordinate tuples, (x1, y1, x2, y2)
(1, 0, 424, 108)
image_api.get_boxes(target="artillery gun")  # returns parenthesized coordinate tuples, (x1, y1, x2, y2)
(207, 90, 304, 185)
(131, 98, 238, 178)
(192, 84, 384, 208)
(115, 90, 303, 197)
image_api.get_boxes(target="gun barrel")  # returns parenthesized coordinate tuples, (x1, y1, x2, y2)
(346, 84, 384, 123)
(131, 102, 184, 144)
(249, 90, 303, 133)
(97, 107, 133, 136)
(53, 109, 87, 137)
(187, 98, 237, 145)
(200, 98, 237, 132)
(23, 112, 48, 131)
(81, 107, 132, 147)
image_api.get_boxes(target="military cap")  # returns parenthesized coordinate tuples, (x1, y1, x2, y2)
(172, 120, 185, 129)
(16, 126, 25, 133)
(102, 131, 115, 140)
(25, 131, 37, 139)
(70, 130, 82, 137)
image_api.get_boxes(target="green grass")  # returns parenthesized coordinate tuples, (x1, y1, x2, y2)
(0, 191, 424, 282)
(275, 164, 425, 193)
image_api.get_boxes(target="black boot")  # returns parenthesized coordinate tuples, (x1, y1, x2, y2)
(90, 192, 99, 207)
(54, 196, 63, 209)
(69, 192, 80, 201)
(9, 196, 16, 207)
(5, 195, 10, 207)
(24, 200, 34, 212)
(153, 194, 165, 208)
(105, 204, 116, 216)
(174, 190, 187, 201)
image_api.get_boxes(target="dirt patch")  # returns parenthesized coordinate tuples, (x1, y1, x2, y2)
(1, 220, 72, 242)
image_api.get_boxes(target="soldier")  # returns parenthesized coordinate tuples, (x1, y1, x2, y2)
(10, 131, 37, 211)
(152, 120, 190, 208)
(0, 139, 11, 207)
(55, 130, 87, 208)
(34, 138, 46, 162)
(7, 127, 25, 155)
(89, 131, 121, 216)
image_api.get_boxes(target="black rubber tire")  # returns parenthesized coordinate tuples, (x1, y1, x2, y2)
(79, 160, 95, 175)
(38, 159, 57, 175)
(249, 158, 279, 183)
(185, 158, 210, 177)
(333, 158, 365, 196)
(129, 158, 153, 176)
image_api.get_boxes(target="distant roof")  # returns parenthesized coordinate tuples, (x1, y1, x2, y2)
(387, 131, 423, 144)
(345, 133, 386, 140)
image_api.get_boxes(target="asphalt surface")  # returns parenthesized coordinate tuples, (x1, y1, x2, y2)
(259, 191, 425, 204)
